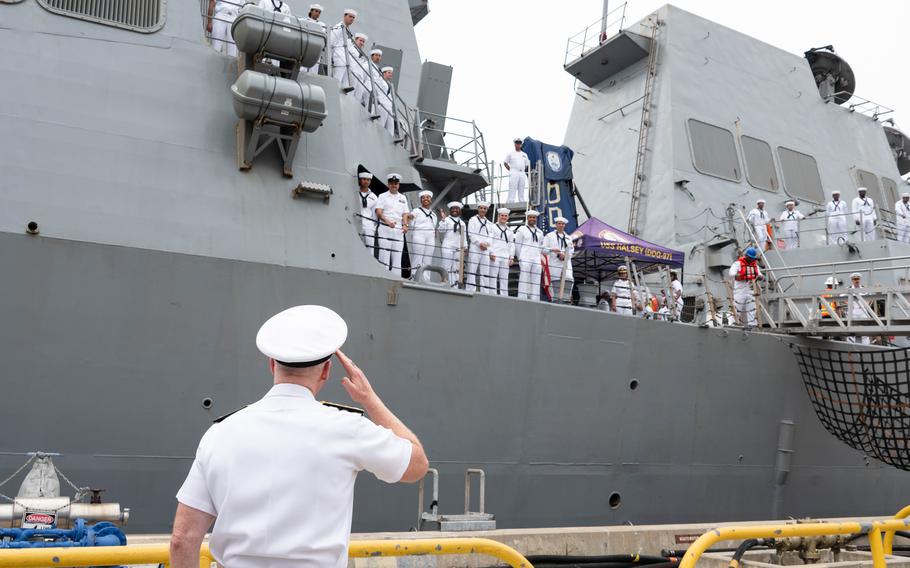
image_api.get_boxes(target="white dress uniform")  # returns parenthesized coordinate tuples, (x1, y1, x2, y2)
(670, 279, 683, 320)
(851, 193, 877, 241)
(611, 277, 636, 316)
(895, 197, 910, 243)
(466, 213, 493, 293)
(177, 306, 413, 568)
(826, 197, 848, 245)
(541, 229, 574, 299)
(513, 222, 543, 300)
(211, 0, 239, 57)
(439, 212, 467, 286)
(489, 219, 515, 296)
(728, 259, 762, 327)
(408, 201, 437, 270)
(350, 39, 370, 107)
(503, 148, 531, 203)
(301, 15, 327, 74)
(377, 75, 395, 135)
(746, 206, 770, 245)
(845, 281, 871, 345)
(778, 207, 805, 249)
(374, 190, 410, 273)
(357, 188, 378, 252)
(329, 21, 353, 87)
(364, 52, 384, 110)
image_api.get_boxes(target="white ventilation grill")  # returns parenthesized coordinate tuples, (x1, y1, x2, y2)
(37, 0, 167, 33)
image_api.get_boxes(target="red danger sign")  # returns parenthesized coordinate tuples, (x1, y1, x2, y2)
(22, 512, 56, 528)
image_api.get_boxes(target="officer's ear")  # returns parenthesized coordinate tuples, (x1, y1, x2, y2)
(319, 360, 332, 383)
(269, 358, 276, 375)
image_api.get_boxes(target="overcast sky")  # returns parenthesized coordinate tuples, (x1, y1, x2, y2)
(415, 0, 909, 171)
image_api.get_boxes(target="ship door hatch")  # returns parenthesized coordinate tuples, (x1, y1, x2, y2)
(564, 31, 651, 88)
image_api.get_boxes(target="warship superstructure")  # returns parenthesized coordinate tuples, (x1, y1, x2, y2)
(2, 0, 909, 534)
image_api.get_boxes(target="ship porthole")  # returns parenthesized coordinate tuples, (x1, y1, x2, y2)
(201, 397, 214, 410)
(629, 379, 639, 391)
(609, 492, 622, 509)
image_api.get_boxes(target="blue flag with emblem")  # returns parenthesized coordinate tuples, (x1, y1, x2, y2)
(521, 137, 578, 233)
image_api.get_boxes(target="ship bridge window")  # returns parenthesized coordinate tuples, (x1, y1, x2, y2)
(883, 177, 899, 205)
(777, 147, 824, 203)
(855, 170, 886, 208)
(741, 136, 779, 192)
(687, 119, 742, 182)
(36, 0, 165, 33)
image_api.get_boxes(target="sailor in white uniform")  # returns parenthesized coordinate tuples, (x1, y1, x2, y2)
(746, 199, 771, 249)
(851, 187, 877, 242)
(843, 272, 872, 345)
(542, 216, 574, 302)
(503, 138, 530, 204)
(301, 4, 326, 74)
(363, 49, 384, 110)
(350, 33, 370, 106)
(356, 172, 378, 253)
(778, 200, 805, 250)
(209, 0, 239, 57)
(896, 193, 910, 244)
(611, 266, 637, 316)
(407, 190, 437, 271)
(438, 201, 467, 286)
(826, 189, 849, 245)
(669, 270, 683, 321)
(378, 67, 395, 135)
(329, 9, 357, 89)
(374, 173, 410, 275)
(466, 202, 493, 293)
(513, 210, 543, 300)
(257, 0, 292, 15)
(489, 207, 515, 296)
(171, 305, 427, 568)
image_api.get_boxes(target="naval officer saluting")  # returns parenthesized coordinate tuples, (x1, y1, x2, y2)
(170, 305, 429, 568)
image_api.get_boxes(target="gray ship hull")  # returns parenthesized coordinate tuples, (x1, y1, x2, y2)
(2, 230, 906, 533)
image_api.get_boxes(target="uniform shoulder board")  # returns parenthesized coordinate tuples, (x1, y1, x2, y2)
(321, 401, 365, 415)
(213, 405, 248, 424)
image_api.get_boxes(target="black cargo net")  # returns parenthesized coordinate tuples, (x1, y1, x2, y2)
(792, 344, 910, 469)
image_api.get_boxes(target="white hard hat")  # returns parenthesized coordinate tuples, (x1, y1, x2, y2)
(476, 201, 490, 208)
(447, 201, 463, 209)
(387, 173, 401, 182)
(525, 210, 539, 217)
(343, 8, 357, 16)
(357, 172, 372, 179)
(353, 32, 368, 41)
(256, 306, 347, 367)
(554, 216, 568, 223)
(370, 49, 382, 57)
(825, 277, 838, 286)
(381, 66, 394, 73)
(497, 207, 511, 215)
(418, 190, 433, 198)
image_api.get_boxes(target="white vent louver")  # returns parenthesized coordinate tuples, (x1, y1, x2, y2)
(37, 0, 166, 33)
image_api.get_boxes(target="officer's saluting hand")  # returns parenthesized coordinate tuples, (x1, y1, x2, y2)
(169, 305, 429, 568)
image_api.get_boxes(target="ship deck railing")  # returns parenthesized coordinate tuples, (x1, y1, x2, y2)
(826, 90, 895, 120)
(563, 2, 629, 67)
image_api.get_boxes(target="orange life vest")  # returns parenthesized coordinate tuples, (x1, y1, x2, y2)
(736, 257, 759, 281)
(820, 292, 837, 318)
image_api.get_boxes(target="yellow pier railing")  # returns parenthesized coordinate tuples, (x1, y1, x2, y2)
(884, 504, 910, 555)
(0, 537, 533, 568)
(679, 518, 910, 568)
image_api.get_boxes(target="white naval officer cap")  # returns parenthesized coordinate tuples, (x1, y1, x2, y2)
(353, 32, 368, 41)
(497, 207, 511, 215)
(447, 201, 463, 209)
(418, 190, 433, 198)
(850, 272, 862, 278)
(476, 201, 490, 208)
(381, 66, 394, 73)
(256, 305, 348, 368)
(513, 137, 522, 143)
(357, 172, 372, 179)
(387, 172, 401, 182)
(554, 216, 568, 223)
(370, 48, 383, 56)
(524, 210, 539, 217)
(343, 8, 357, 16)
(309, 3, 323, 11)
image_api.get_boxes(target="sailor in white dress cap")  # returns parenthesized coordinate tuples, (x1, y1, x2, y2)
(406, 190, 437, 271)
(301, 4, 326, 74)
(513, 210, 543, 300)
(778, 200, 804, 250)
(826, 189, 848, 245)
(845, 272, 871, 345)
(374, 173, 410, 275)
(489, 207, 515, 296)
(350, 33, 370, 106)
(356, 172, 378, 252)
(503, 138, 530, 204)
(851, 187, 877, 242)
(171, 305, 428, 568)
(330, 9, 357, 89)
(364, 48, 384, 109)
(438, 201, 467, 286)
(542, 216, 574, 302)
(896, 192, 910, 244)
(466, 202, 493, 293)
(746, 199, 771, 249)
